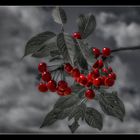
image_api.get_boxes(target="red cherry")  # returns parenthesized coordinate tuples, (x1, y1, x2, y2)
(92, 68, 100, 78)
(42, 71, 52, 82)
(93, 77, 102, 87)
(86, 81, 93, 87)
(93, 60, 99, 69)
(64, 87, 72, 95)
(38, 62, 47, 73)
(100, 76, 106, 85)
(72, 32, 81, 39)
(58, 80, 68, 90)
(78, 74, 88, 86)
(64, 63, 73, 73)
(38, 83, 48, 92)
(102, 68, 108, 74)
(98, 59, 104, 69)
(102, 47, 111, 57)
(92, 48, 100, 58)
(85, 89, 95, 99)
(108, 67, 113, 73)
(57, 90, 65, 96)
(105, 77, 114, 87)
(47, 80, 57, 92)
(108, 72, 116, 80)
(87, 73, 94, 81)
(71, 68, 80, 78)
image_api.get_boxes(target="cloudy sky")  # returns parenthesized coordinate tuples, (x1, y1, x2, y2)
(0, 6, 140, 134)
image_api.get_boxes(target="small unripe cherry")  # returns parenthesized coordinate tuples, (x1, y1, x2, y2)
(85, 89, 95, 99)
(38, 83, 48, 92)
(71, 68, 80, 78)
(58, 80, 68, 90)
(42, 71, 52, 82)
(92, 48, 100, 58)
(105, 77, 114, 87)
(38, 62, 47, 73)
(102, 47, 111, 57)
(93, 77, 102, 87)
(64, 63, 73, 73)
(72, 32, 81, 39)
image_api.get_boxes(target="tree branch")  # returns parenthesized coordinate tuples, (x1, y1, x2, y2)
(111, 46, 140, 53)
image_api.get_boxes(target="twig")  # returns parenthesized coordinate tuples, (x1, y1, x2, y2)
(111, 46, 140, 53)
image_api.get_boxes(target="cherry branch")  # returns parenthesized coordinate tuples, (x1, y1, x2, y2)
(111, 46, 140, 53)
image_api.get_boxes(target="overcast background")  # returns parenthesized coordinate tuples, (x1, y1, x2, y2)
(0, 6, 140, 134)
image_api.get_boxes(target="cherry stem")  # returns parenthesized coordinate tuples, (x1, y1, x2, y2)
(111, 46, 140, 53)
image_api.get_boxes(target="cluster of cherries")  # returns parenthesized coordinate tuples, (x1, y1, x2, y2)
(63, 47, 116, 99)
(37, 32, 117, 100)
(37, 62, 72, 96)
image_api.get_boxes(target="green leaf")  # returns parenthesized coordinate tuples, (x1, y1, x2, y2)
(52, 7, 67, 25)
(68, 120, 80, 133)
(85, 107, 103, 130)
(54, 94, 80, 110)
(76, 39, 95, 66)
(57, 107, 74, 120)
(40, 108, 61, 128)
(74, 41, 88, 70)
(23, 31, 56, 57)
(77, 13, 96, 39)
(32, 36, 58, 58)
(68, 103, 86, 121)
(50, 50, 61, 57)
(57, 33, 76, 65)
(98, 92, 125, 121)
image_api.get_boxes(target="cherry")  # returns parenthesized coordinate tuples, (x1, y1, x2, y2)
(57, 90, 65, 96)
(85, 89, 95, 99)
(58, 80, 68, 90)
(71, 68, 80, 78)
(78, 74, 88, 86)
(105, 77, 114, 87)
(102, 47, 111, 57)
(47, 80, 57, 92)
(64, 87, 72, 95)
(93, 77, 102, 87)
(98, 60, 104, 69)
(38, 62, 47, 73)
(100, 76, 106, 85)
(87, 73, 94, 81)
(108, 72, 116, 80)
(102, 68, 108, 74)
(92, 68, 100, 78)
(64, 63, 73, 73)
(93, 60, 99, 69)
(86, 81, 93, 87)
(38, 83, 48, 92)
(108, 67, 113, 73)
(72, 32, 81, 39)
(42, 71, 52, 82)
(92, 48, 100, 58)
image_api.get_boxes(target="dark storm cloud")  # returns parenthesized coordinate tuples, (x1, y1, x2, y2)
(0, 6, 140, 133)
